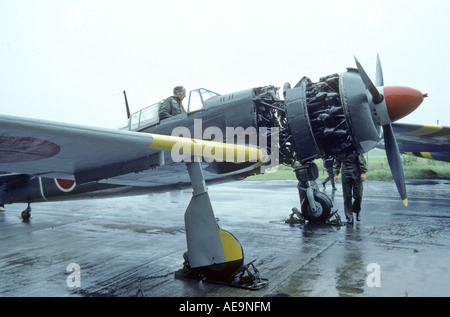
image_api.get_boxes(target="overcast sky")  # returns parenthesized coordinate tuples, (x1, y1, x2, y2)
(1, 0, 449, 128)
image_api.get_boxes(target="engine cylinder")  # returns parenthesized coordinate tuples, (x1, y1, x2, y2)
(284, 70, 382, 163)
(254, 70, 384, 166)
(285, 74, 350, 162)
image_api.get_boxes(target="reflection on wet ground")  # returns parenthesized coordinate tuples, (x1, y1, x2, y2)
(1, 180, 449, 297)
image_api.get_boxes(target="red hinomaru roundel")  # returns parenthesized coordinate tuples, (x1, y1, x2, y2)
(55, 179, 76, 192)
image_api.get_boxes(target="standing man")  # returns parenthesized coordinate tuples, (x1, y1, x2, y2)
(333, 153, 368, 224)
(322, 156, 336, 190)
(159, 86, 187, 119)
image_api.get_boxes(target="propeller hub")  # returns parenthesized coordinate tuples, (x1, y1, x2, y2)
(383, 86, 425, 122)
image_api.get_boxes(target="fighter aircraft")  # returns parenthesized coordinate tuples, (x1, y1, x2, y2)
(0, 56, 427, 288)
(383, 122, 450, 162)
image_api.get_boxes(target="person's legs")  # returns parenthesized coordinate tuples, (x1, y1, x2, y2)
(352, 178, 364, 221)
(342, 177, 354, 222)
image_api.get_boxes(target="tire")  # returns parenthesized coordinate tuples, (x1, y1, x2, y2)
(301, 192, 332, 222)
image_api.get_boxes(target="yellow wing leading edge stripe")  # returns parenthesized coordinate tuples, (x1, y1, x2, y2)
(408, 124, 443, 136)
(147, 133, 266, 164)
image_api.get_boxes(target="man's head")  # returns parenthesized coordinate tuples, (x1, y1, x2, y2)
(173, 86, 186, 101)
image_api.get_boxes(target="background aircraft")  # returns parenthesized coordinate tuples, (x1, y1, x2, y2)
(381, 123, 450, 163)
(0, 56, 427, 287)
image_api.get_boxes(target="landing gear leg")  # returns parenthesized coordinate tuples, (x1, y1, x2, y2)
(176, 158, 267, 290)
(294, 162, 333, 222)
(21, 203, 31, 221)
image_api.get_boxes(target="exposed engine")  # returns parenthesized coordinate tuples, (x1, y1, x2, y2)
(255, 72, 361, 166)
(254, 58, 426, 221)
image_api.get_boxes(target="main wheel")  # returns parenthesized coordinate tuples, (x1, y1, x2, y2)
(301, 192, 332, 222)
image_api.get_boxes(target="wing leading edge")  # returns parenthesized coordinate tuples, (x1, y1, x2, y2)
(0, 114, 264, 185)
(379, 122, 450, 162)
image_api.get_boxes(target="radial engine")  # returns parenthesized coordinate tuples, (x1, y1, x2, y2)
(254, 58, 426, 221)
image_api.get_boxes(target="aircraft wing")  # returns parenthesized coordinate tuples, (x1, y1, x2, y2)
(380, 122, 450, 162)
(0, 114, 263, 185)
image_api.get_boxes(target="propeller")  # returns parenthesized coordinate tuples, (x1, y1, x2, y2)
(375, 53, 384, 87)
(354, 55, 409, 206)
(354, 56, 384, 104)
(383, 123, 407, 206)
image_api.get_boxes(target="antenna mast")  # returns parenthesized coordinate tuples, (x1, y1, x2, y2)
(123, 90, 131, 119)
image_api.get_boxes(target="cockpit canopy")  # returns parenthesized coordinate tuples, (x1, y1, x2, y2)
(187, 88, 220, 113)
(117, 88, 220, 131)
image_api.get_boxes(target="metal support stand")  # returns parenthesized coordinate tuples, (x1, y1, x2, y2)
(184, 160, 226, 269)
(176, 158, 267, 289)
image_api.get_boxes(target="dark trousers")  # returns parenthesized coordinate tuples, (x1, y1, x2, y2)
(342, 176, 363, 220)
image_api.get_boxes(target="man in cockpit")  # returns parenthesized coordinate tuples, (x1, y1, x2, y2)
(159, 86, 187, 119)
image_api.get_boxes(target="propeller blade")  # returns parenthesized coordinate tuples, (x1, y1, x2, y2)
(383, 123, 408, 206)
(354, 56, 384, 104)
(375, 54, 384, 87)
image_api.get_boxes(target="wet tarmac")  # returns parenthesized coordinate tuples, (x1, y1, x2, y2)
(1, 179, 450, 297)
